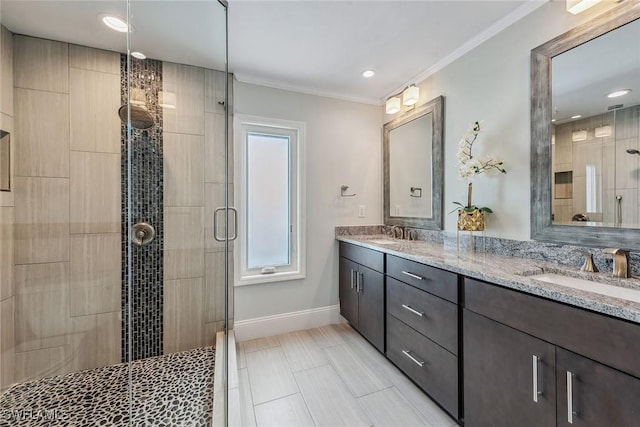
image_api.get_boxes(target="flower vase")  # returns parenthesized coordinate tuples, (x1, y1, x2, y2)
(457, 209, 485, 231)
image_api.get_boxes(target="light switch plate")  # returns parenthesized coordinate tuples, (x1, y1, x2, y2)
(358, 205, 366, 218)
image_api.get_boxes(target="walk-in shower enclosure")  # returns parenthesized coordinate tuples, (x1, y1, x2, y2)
(0, 0, 232, 424)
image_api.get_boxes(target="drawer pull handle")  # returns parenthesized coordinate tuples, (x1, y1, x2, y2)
(402, 304, 424, 317)
(567, 371, 577, 424)
(532, 355, 542, 402)
(402, 350, 425, 367)
(401, 271, 424, 280)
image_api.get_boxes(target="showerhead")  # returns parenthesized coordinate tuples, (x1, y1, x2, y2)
(626, 149, 640, 155)
(118, 104, 154, 130)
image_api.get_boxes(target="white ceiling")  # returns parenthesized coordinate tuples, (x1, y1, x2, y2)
(0, 0, 546, 105)
(228, 0, 538, 104)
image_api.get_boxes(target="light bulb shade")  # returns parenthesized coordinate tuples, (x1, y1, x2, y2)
(386, 96, 401, 114)
(572, 130, 588, 142)
(402, 85, 419, 106)
(159, 91, 177, 109)
(566, 0, 601, 15)
(594, 125, 612, 138)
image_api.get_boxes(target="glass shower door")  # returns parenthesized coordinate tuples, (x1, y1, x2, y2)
(125, 0, 231, 425)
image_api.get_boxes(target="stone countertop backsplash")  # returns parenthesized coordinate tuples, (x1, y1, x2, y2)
(335, 226, 640, 324)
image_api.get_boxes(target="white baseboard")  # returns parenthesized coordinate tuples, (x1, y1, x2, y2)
(233, 304, 342, 342)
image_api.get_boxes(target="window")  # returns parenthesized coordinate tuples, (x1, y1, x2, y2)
(235, 115, 306, 285)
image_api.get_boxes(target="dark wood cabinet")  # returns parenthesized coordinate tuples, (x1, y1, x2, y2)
(464, 278, 640, 427)
(339, 243, 385, 352)
(556, 349, 640, 426)
(356, 264, 385, 352)
(463, 309, 556, 427)
(339, 257, 359, 327)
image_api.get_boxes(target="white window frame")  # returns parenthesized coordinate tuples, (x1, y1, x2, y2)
(234, 114, 306, 286)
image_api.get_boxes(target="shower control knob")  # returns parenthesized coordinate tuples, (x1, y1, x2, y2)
(131, 222, 155, 247)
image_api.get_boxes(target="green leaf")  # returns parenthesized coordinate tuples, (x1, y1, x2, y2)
(479, 207, 493, 213)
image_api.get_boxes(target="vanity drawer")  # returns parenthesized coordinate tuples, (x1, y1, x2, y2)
(339, 242, 384, 273)
(387, 255, 458, 303)
(386, 314, 458, 418)
(464, 277, 640, 379)
(387, 277, 458, 354)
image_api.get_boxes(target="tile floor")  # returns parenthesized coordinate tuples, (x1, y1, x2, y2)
(236, 323, 458, 427)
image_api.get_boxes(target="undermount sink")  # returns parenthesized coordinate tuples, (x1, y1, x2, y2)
(531, 273, 640, 303)
(366, 239, 397, 245)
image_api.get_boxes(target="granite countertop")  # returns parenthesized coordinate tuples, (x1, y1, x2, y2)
(337, 234, 640, 325)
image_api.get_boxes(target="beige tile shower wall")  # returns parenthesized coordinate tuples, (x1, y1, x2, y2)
(7, 35, 122, 387)
(163, 63, 233, 354)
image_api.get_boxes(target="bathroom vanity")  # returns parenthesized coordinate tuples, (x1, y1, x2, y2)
(337, 236, 640, 426)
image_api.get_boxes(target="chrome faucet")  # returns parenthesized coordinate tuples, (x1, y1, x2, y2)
(601, 248, 630, 278)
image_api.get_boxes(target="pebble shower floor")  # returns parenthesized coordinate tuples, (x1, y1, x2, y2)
(0, 347, 215, 426)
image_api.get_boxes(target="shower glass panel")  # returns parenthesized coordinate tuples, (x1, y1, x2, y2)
(126, 0, 231, 425)
(0, 0, 230, 425)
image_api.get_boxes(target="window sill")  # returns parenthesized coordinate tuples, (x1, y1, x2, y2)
(235, 271, 306, 287)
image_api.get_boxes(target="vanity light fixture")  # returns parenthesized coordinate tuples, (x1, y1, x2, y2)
(362, 70, 375, 78)
(385, 85, 420, 114)
(572, 130, 588, 142)
(595, 125, 612, 138)
(385, 96, 401, 114)
(101, 15, 129, 33)
(402, 85, 420, 106)
(131, 51, 146, 60)
(607, 89, 631, 98)
(566, 0, 601, 15)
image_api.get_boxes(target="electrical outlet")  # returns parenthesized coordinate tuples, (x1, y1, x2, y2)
(358, 205, 366, 218)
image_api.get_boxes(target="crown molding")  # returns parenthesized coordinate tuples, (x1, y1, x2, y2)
(381, 0, 549, 103)
(234, 72, 383, 106)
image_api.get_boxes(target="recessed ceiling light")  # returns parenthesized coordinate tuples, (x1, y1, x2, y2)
(102, 15, 128, 33)
(607, 89, 631, 98)
(361, 70, 375, 78)
(571, 115, 582, 119)
(131, 51, 146, 60)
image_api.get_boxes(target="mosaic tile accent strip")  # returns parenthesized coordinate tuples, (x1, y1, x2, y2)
(121, 55, 164, 361)
(0, 347, 215, 426)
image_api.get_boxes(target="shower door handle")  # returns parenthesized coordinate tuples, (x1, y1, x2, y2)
(229, 207, 238, 241)
(213, 207, 239, 242)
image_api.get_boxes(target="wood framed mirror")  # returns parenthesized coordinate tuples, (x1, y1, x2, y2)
(384, 95, 444, 229)
(531, 1, 640, 247)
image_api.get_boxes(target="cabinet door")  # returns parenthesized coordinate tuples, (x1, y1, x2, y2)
(357, 264, 384, 352)
(339, 257, 359, 327)
(557, 348, 640, 426)
(464, 310, 556, 427)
